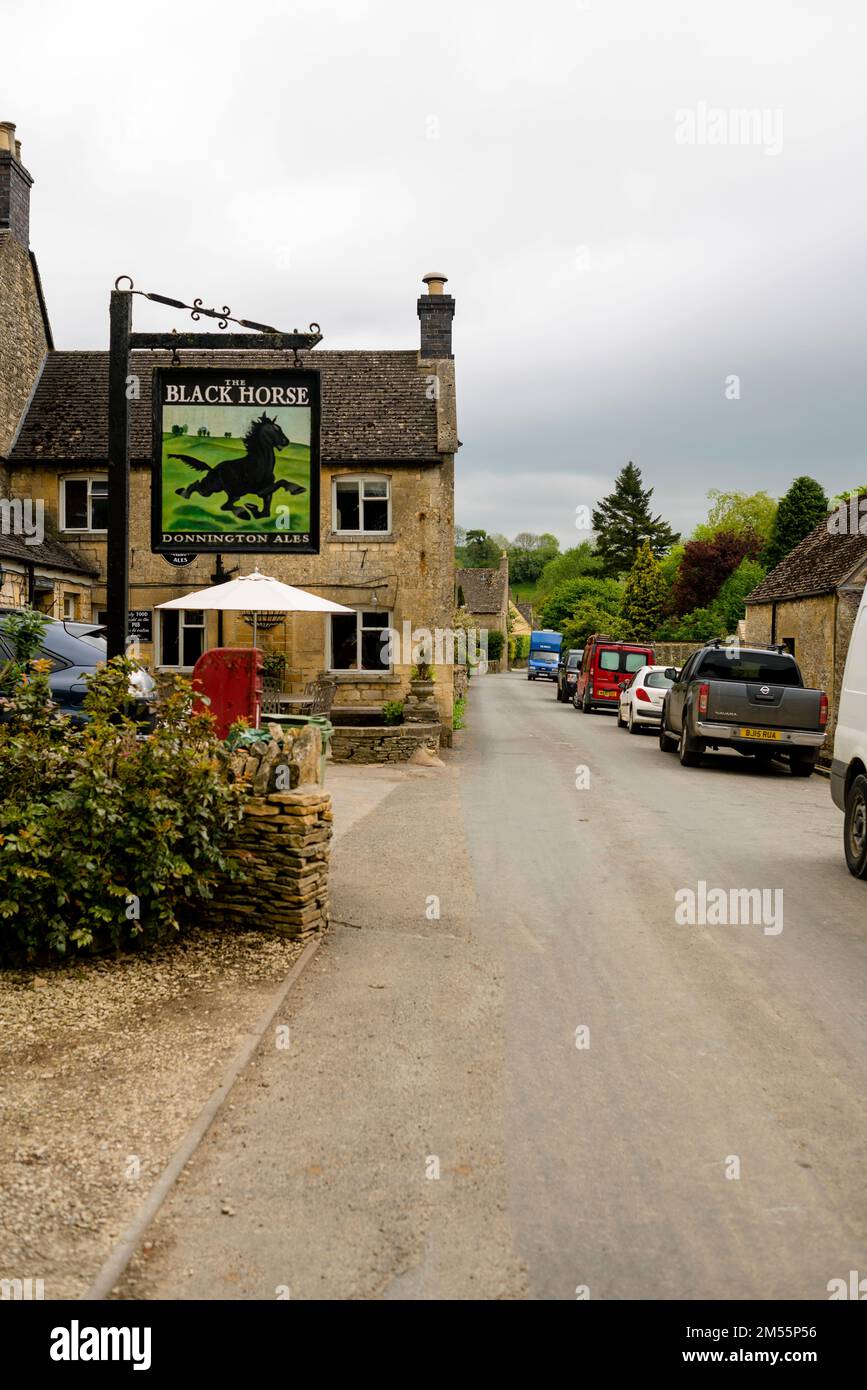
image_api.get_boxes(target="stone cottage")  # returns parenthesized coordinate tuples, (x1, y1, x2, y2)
(455, 552, 510, 665)
(0, 120, 97, 614)
(744, 512, 867, 748)
(0, 123, 459, 731)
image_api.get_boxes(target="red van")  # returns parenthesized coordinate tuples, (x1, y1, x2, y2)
(573, 634, 656, 713)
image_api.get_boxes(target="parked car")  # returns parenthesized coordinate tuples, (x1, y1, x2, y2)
(830, 585, 867, 877)
(617, 664, 674, 733)
(556, 648, 584, 702)
(0, 612, 155, 724)
(658, 641, 827, 774)
(527, 629, 562, 681)
(573, 635, 656, 712)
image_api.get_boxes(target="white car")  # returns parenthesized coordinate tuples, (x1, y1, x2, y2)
(617, 664, 675, 734)
(831, 583, 867, 878)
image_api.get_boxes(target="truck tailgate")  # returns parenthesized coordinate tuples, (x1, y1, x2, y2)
(706, 682, 822, 731)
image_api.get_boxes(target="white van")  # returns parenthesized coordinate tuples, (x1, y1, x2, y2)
(831, 584, 867, 877)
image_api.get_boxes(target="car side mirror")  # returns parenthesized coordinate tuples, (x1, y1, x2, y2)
(664, 667, 678, 680)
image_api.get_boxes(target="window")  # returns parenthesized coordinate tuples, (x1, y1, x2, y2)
(61, 477, 109, 531)
(645, 671, 674, 690)
(623, 651, 648, 673)
(329, 609, 392, 672)
(158, 609, 205, 668)
(697, 650, 802, 686)
(62, 594, 78, 620)
(332, 476, 390, 534)
(599, 650, 621, 671)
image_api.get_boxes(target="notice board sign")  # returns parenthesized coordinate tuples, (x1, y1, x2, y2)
(152, 368, 320, 555)
(127, 609, 153, 643)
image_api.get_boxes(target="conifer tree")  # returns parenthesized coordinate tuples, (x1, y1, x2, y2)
(761, 476, 829, 571)
(592, 462, 679, 576)
(621, 540, 667, 637)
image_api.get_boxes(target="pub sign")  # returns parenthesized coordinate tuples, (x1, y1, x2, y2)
(151, 368, 320, 554)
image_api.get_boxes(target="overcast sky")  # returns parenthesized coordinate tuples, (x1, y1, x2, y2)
(7, 0, 866, 547)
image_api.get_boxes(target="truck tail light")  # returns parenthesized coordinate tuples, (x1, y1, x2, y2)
(698, 682, 709, 717)
(819, 692, 828, 728)
(635, 687, 651, 702)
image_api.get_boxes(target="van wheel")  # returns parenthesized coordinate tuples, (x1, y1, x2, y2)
(790, 751, 817, 778)
(844, 774, 867, 877)
(582, 691, 592, 714)
(678, 721, 703, 767)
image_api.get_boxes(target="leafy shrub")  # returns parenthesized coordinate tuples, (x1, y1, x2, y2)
(382, 700, 404, 725)
(453, 695, 467, 729)
(559, 603, 628, 650)
(513, 633, 530, 660)
(486, 629, 504, 660)
(0, 656, 245, 965)
(537, 577, 624, 631)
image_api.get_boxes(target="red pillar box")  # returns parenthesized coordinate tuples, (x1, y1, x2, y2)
(191, 647, 264, 739)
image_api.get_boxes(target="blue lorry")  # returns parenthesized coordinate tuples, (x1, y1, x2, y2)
(527, 629, 562, 681)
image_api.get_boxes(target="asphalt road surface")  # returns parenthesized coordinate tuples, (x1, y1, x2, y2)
(118, 672, 867, 1300)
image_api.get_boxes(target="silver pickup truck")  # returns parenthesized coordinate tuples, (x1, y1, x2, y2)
(658, 642, 828, 775)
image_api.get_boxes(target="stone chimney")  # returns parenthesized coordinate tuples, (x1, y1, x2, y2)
(417, 271, 455, 358)
(0, 121, 33, 246)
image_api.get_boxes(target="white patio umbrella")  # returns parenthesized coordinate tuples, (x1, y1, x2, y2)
(157, 566, 353, 646)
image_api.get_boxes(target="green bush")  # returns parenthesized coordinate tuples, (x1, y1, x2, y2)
(382, 699, 404, 725)
(513, 633, 530, 660)
(486, 629, 505, 661)
(537, 577, 624, 631)
(453, 695, 467, 729)
(0, 656, 245, 965)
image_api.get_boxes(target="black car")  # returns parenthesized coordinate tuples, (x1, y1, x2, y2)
(556, 648, 584, 702)
(0, 613, 155, 723)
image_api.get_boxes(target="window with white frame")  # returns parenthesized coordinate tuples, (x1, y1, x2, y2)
(329, 609, 392, 673)
(61, 476, 109, 532)
(158, 609, 206, 669)
(332, 475, 390, 534)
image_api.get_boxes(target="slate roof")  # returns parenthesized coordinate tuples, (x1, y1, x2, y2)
(8, 349, 440, 464)
(746, 509, 867, 603)
(0, 528, 98, 576)
(456, 565, 508, 614)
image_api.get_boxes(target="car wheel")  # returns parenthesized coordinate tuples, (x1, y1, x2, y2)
(628, 706, 640, 735)
(617, 704, 626, 728)
(659, 707, 677, 752)
(844, 773, 867, 878)
(790, 751, 817, 778)
(678, 720, 703, 767)
(582, 691, 592, 714)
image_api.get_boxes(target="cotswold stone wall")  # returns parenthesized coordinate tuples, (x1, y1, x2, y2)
(330, 721, 440, 763)
(215, 789, 332, 939)
(0, 235, 48, 483)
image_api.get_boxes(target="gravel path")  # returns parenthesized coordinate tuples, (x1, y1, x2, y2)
(0, 926, 306, 1299)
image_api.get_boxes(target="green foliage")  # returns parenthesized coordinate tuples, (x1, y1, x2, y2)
(0, 608, 49, 696)
(537, 577, 624, 631)
(0, 657, 245, 965)
(535, 541, 602, 596)
(453, 695, 467, 730)
(513, 633, 530, 661)
(621, 541, 667, 638)
(560, 604, 627, 650)
(662, 607, 727, 642)
(712, 557, 767, 633)
(831, 485, 867, 505)
(457, 528, 502, 568)
(486, 629, 505, 660)
(693, 489, 777, 545)
(507, 532, 560, 585)
(592, 461, 680, 577)
(261, 650, 286, 681)
(762, 476, 829, 571)
(381, 700, 404, 726)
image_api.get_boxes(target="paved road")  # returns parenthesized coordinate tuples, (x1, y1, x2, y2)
(118, 673, 867, 1300)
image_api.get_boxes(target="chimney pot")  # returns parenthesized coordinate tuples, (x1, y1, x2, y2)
(14, 140, 21, 161)
(0, 121, 15, 154)
(423, 272, 448, 295)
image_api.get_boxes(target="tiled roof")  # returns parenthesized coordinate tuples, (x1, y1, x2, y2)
(9, 349, 440, 464)
(746, 510, 867, 603)
(0, 528, 98, 576)
(456, 565, 507, 614)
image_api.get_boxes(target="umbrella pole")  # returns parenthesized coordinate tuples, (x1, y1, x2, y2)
(253, 611, 260, 729)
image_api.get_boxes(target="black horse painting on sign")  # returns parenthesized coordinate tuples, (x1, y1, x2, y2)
(171, 413, 306, 521)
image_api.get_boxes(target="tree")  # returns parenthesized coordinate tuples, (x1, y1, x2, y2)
(693, 488, 777, 546)
(621, 541, 667, 637)
(508, 532, 560, 585)
(592, 462, 679, 576)
(711, 557, 767, 633)
(537, 576, 624, 631)
(560, 603, 627, 650)
(670, 529, 761, 616)
(461, 529, 502, 568)
(762, 476, 829, 571)
(536, 542, 602, 595)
